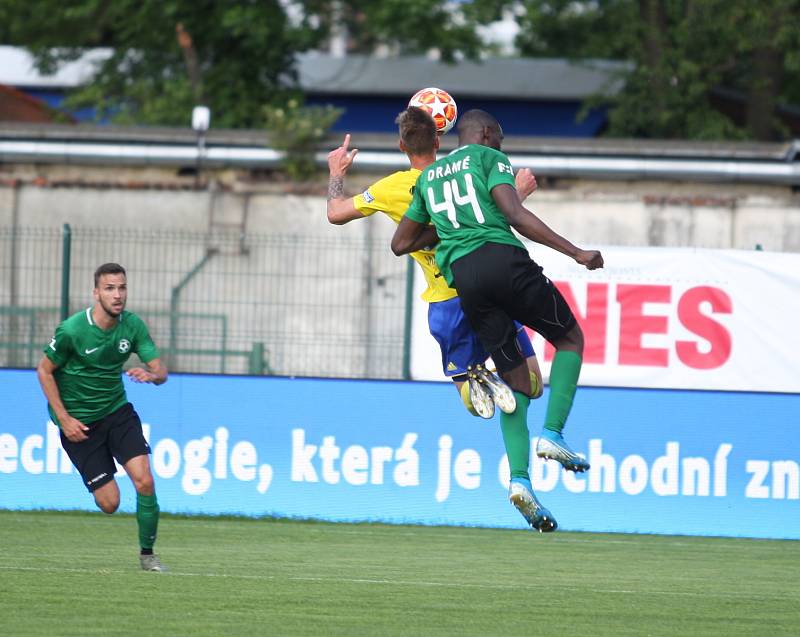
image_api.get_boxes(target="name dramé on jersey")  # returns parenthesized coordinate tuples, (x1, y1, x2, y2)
(426, 156, 472, 181)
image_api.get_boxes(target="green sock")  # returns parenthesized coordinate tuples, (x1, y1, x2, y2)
(136, 493, 159, 551)
(544, 350, 582, 434)
(500, 392, 532, 480)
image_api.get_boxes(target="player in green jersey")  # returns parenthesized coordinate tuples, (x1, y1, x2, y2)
(326, 109, 543, 419)
(392, 109, 603, 532)
(36, 263, 168, 571)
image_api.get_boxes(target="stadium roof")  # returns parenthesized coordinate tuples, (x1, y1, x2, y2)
(0, 45, 625, 101)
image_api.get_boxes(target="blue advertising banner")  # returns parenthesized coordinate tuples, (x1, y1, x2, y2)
(1, 369, 798, 539)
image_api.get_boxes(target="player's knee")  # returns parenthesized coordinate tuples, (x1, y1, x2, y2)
(95, 496, 119, 514)
(133, 473, 155, 495)
(552, 324, 584, 355)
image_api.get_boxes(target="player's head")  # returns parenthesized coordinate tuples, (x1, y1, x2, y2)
(395, 106, 439, 158)
(93, 262, 127, 318)
(456, 109, 504, 150)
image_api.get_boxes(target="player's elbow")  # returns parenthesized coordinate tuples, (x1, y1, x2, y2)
(391, 235, 410, 256)
(326, 202, 354, 226)
(505, 204, 530, 230)
(36, 357, 52, 381)
(326, 209, 346, 225)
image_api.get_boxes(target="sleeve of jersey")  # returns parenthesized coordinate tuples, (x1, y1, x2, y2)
(133, 316, 160, 363)
(402, 179, 430, 225)
(485, 149, 517, 192)
(352, 176, 393, 217)
(43, 323, 73, 367)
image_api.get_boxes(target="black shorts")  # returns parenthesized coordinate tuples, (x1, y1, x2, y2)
(451, 242, 577, 355)
(60, 403, 151, 493)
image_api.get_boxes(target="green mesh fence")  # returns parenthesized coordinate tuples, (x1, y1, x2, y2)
(0, 226, 412, 379)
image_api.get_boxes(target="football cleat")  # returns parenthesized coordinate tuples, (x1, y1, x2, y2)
(509, 478, 557, 533)
(467, 364, 516, 414)
(467, 372, 495, 419)
(139, 553, 168, 572)
(536, 430, 590, 473)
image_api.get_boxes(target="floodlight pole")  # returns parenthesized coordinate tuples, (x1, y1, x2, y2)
(192, 105, 211, 188)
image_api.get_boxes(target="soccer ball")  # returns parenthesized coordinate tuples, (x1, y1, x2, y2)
(408, 87, 458, 134)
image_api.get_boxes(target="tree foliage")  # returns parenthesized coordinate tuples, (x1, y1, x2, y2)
(1, 0, 307, 128)
(0, 0, 507, 128)
(3, 0, 799, 141)
(515, 0, 800, 141)
(264, 99, 342, 180)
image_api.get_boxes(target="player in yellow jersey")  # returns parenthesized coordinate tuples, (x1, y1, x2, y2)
(327, 108, 542, 417)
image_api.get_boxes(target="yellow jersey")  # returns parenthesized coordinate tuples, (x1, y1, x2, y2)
(353, 168, 458, 304)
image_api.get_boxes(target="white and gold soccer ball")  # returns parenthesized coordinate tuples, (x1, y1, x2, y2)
(408, 87, 458, 134)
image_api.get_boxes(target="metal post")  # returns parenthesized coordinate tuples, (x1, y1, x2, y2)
(60, 224, 71, 321)
(169, 248, 215, 370)
(248, 342, 265, 375)
(401, 255, 415, 380)
(7, 180, 21, 366)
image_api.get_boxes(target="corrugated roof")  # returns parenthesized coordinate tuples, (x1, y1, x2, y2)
(296, 52, 626, 99)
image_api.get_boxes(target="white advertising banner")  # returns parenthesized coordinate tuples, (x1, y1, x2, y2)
(410, 245, 800, 393)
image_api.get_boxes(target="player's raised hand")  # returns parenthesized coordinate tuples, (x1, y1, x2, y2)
(61, 414, 89, 442)
(515, 168, 538, 201)
(327, 134, 359, 177)
(575, 249, 604, 271)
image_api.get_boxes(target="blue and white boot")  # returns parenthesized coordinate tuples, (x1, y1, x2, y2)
(508, 477, 557, 533)
(536, 429, 590, 473)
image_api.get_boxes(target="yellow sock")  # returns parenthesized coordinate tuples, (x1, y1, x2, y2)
(530, 371, 541, 399)
(459, 382, 480, 416)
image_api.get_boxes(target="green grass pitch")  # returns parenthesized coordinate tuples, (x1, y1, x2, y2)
(1, 510, 798, 636)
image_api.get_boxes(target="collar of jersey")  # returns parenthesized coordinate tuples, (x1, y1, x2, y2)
(85, 307, 124, 326)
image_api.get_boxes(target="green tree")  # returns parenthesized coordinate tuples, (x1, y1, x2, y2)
(297, 0, 511, 61)
(515, 0, 800, 141)
(0, 0, 508, 127)
(0, 0, 309, 127)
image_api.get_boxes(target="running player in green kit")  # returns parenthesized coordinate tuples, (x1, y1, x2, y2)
(36, 263, 168, 571)
(392, 110, 603, 532)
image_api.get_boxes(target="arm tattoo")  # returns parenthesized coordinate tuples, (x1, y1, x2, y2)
(327, 176, 344, 201)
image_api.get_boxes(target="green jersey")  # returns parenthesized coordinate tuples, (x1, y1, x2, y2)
(43, 308, 160, 426)
(405, 144, 523, 286)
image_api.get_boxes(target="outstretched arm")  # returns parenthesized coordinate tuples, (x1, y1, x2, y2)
(391, 216, 439, 256)
(327, 134, 366, 225)
(492, 183, 603, 270)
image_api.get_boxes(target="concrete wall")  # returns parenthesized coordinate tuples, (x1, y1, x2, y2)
(2, 164, 799, 376)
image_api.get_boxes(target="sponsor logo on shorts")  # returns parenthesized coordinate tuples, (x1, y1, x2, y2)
(87, 472, 108, 486)
(118, 339, 131, 353)
(447, 362, 457, 371)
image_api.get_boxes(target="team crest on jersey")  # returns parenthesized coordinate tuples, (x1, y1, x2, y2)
(118, 339, 131, 353)
(362, 189, 374, 203)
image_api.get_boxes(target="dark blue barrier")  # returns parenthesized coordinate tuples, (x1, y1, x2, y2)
(1, 369, 797, 538)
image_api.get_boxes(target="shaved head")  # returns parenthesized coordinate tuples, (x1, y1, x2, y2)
(456, 109, 504, 149)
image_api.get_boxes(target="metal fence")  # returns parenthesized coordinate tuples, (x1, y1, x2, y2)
(0, 225, 413, 379)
